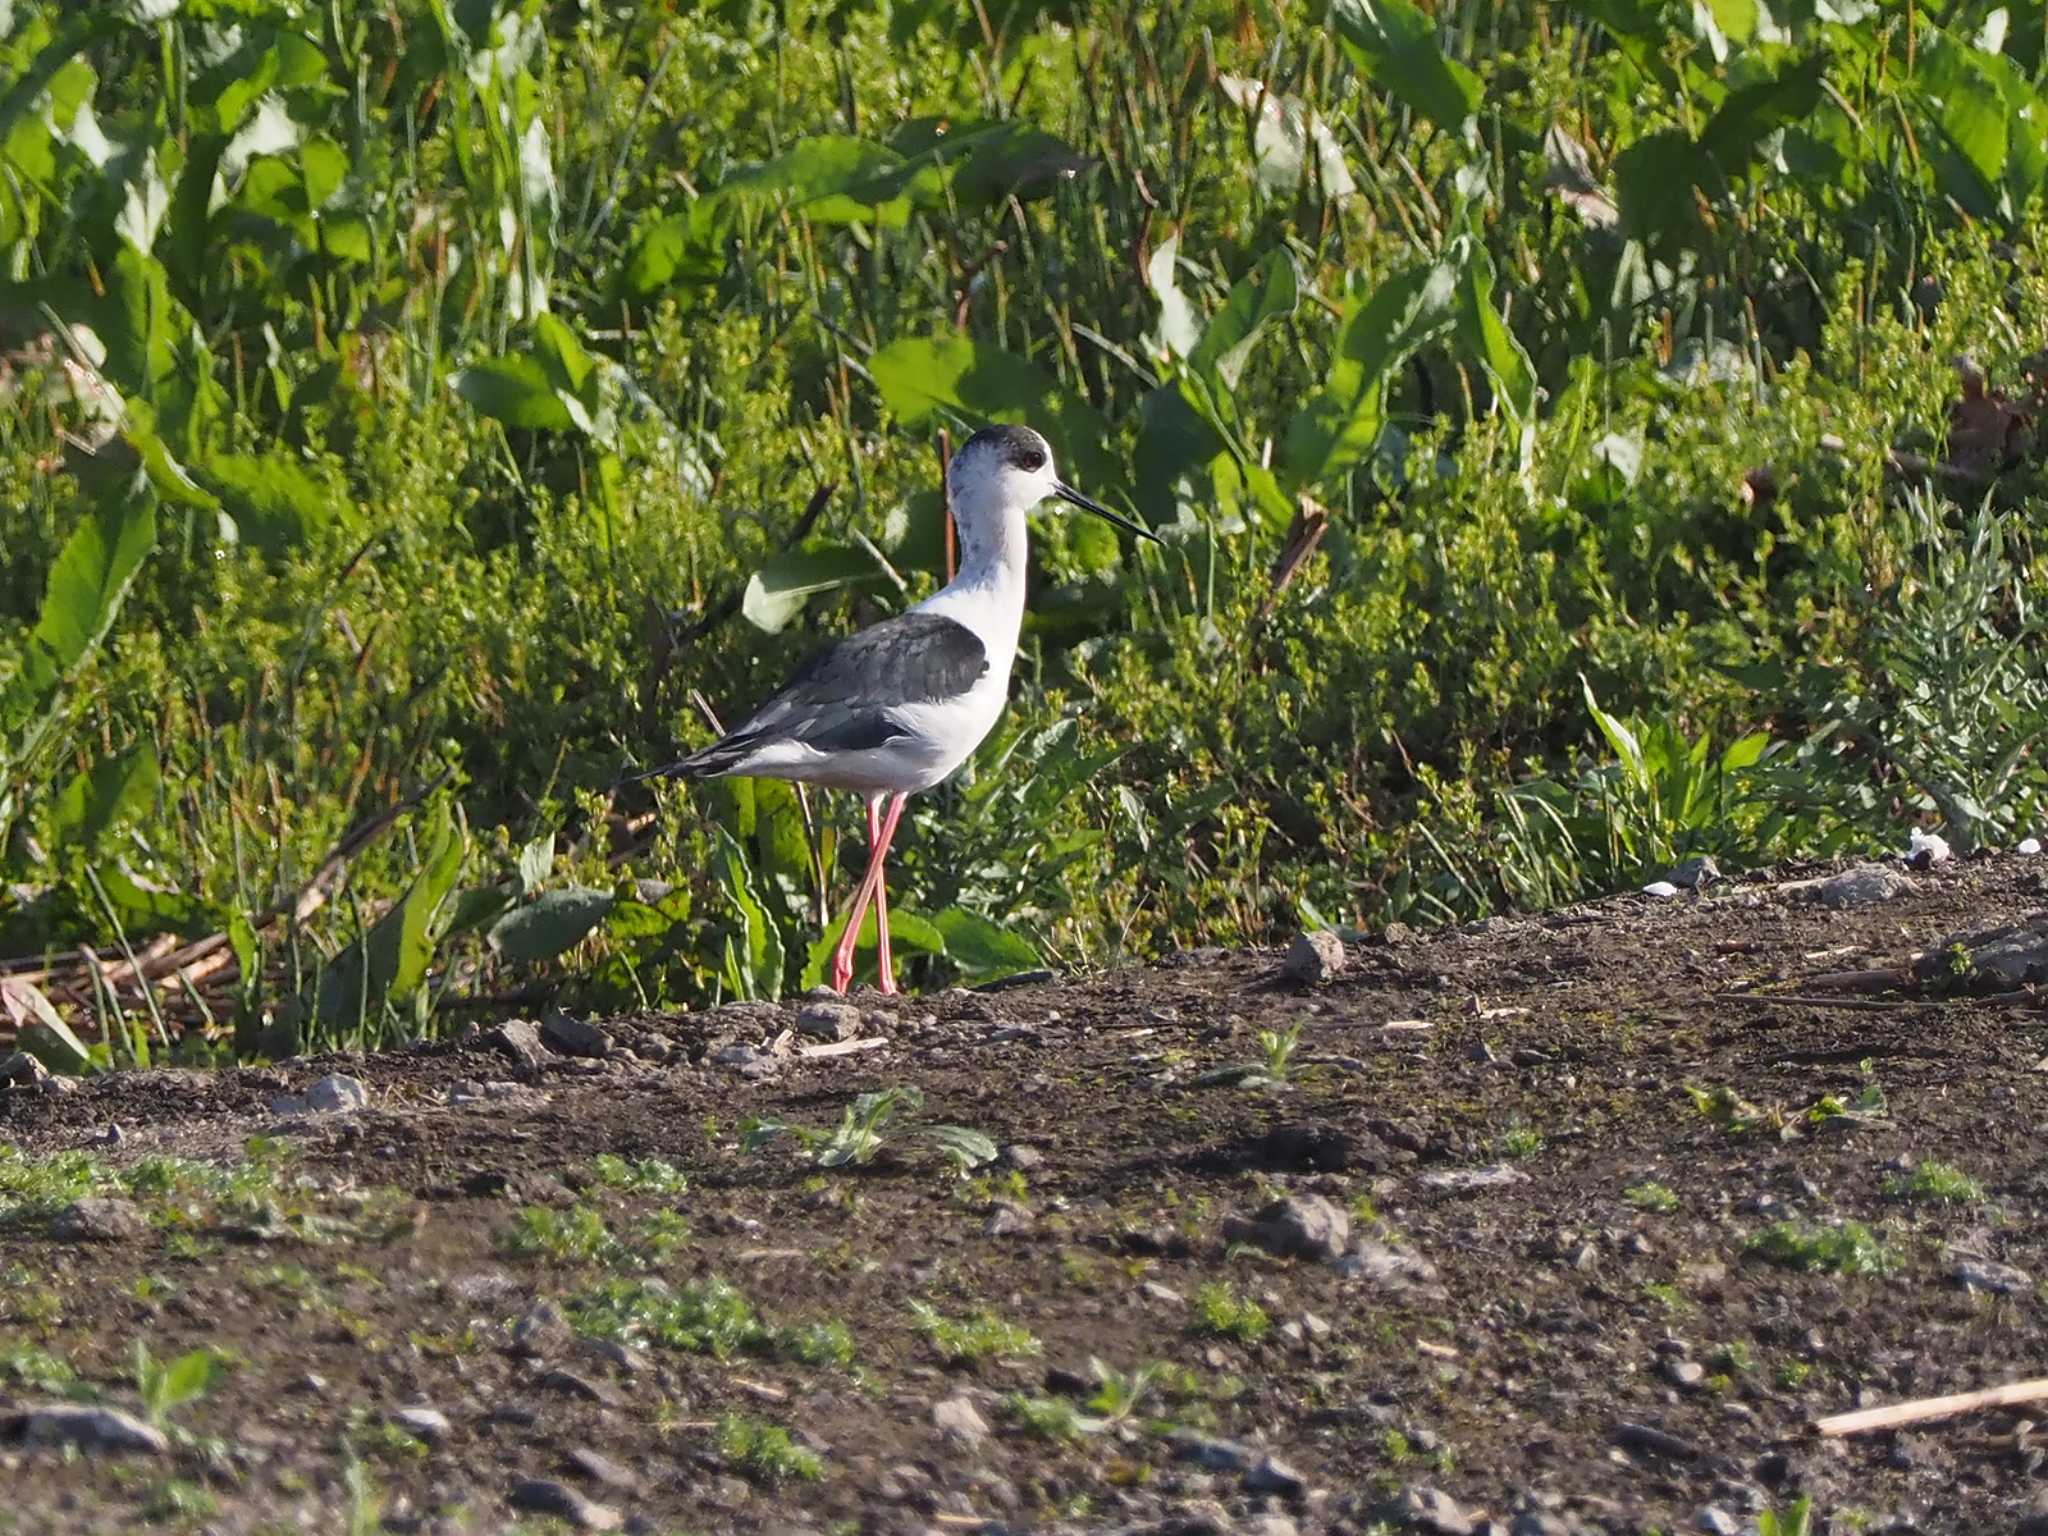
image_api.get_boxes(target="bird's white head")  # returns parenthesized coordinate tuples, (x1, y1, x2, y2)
(945, 425, 1158, 574)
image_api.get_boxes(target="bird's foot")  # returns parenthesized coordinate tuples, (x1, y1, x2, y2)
(827, 955, 855, 993)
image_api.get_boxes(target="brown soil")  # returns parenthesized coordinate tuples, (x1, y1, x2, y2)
(4, 855, 2048, 1535)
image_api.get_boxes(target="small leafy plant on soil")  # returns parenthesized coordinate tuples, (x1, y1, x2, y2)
(1624, 1182, 1680, 1213)
(1190, 1283, 1271, 1343)
(742, 1086, 997, 1174)
(586, 1155, 689, 1196)
(909, 1301, 1042, 1366)
(134, 1341, 228, 1428)
(717, 1414, 822, 1483)
(568, 1276, 853, 1367)
(1747, 1221, 1897, 1276)
(1882, 1161, 1984, 1204)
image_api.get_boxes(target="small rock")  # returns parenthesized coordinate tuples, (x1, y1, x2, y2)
(795, 1001, 863, 1042)
(538, 1367, 621, 1407)
(508, 1299, 572, 1359)
(484, 1018, 547, 1069)
(1375, 1484, 1475, 1535)
(506, 1478, 622, 1531)
(1615, 1421, 1700, 1460)
(1641, 880, 1681, 899)
(0, 1051, 49, 1087)
(1169, 1430, 1255, 1471)
(270, 1073, 370, 1116)
(983, 1200, 1033, 1237)
(1332, 1240, 1443, 1293)
(1283, 928, 1347, 985)
(49, 1197, 148, 1243)
(1670, 854, 1721, 889)
(1416, 1164, 1530, 1194)
(1816, 864, 1912, 908)
(393, 1407, 451, 1442)
(2020, 837, 2043, 856)
(1952, 1255, 2032, 1295)
(565, 1446, 640, 1491)
(1663, 1358, 1707, 1390)
(1510, 1514, 1574, 1536)
(1242, 1516, 1300, 1536)
(577, 1336, 650, 1375)
(1695, 1508, 1739, 1536)
(7, 1403, 168, 1455)
(541, 1012, 611, 1058)
(1001, 1144, 1046, 1172)
(1223, 1194, 1350, 1262)
(1142, 1280, 1185, 1305)
(932, 1394, 989, 1445)
(1243, 1454, 1307, 1498)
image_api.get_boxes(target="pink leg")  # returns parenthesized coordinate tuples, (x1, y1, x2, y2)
(828, 795, 900, 993)
(872, 793, 909, 995)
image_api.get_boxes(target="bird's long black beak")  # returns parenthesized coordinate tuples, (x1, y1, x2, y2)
(1055, 480, 1161, 543)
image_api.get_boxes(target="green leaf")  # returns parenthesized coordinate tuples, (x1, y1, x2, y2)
(951, 125, 1091, 206)
(1699, 53, 1826, 177)
(1216, 76, 1356, 198)
(933, 907, 1041, 979)
(1613, 129, 1712, 255)
(451, 354, 575, 431)
(1329, 0, 1480, 141)
(1146, 236, 1200, 359)
(197, 451, 340, 556)
(308, 805, 463, 1024)
(17, 489, 157, 707)
(741, 544, 886, 635)
(488, 886, 617, 964)
(0, 976, 89, 1068)
(1720, 731, 1770, 773)
(97, 864, 211, 938)
(729, 135, 930, 226)
(869, 334, 1114, 488)
(714, 825, 784, 1002)
(47, 741, 159, 854)
(1456, 250, 1537, 468)
(1281, 259, 1459, 491)
(516, 832, 555, 896)
(1188, 248, 1299, 393)
(157, 1347, 223, 1410)
(620, 199, 726, 300)
(918, 1123, 1000, 1171)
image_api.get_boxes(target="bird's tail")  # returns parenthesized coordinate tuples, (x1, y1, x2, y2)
(621, 734, 756, 787)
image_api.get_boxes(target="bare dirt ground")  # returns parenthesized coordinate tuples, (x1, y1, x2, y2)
(4, 855, 2048, 1536)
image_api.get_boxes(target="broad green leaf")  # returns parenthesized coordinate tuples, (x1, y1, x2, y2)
(114, 145, 168, 253)
(714, 825, 784, 1001)
(516, 832, 555, 896)
(869, 334, 1114, 488)
(801, 904, 948, 990)
(1216, 75, 1356, 198)
(1920, 53, 2011, 215)
(934, 906, 1041, 979)
(157, 1347, 223, 1409)
(198, 451, 340, 555)
(451, 354, 575, 431)
(918, 1123, 1000, 1170)
(488, 886, 617, 964)
(729, 135, 930, 226)
(532, 313, 595, 404)
(1281, 259, 1459, 491)
(47, 741, 158, 854)
(1146, 236, 1200, 359)
(309, 805, 463, 1023)
(1720, 731, 1770, 772)
(300, 133, 347, 209)
(17, 488, 157, 706)
(0, 976, 89, 1068)
(1613, 129, 1712, 254)
(1188, 248, 1299, 392)
(98, 864, 211, 938)
(1699, 53, 1827, 176)
(1330, 0, 1480, 141)
(620, 199, 725, 300)
(951, 125, 1091, 206)
(1456, 251, 1537, 468)
(741, 544, 885, 634)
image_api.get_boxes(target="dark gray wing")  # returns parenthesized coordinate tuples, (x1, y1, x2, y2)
(657, 612, 988, 777)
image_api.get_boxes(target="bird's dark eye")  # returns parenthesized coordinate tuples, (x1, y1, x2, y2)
(1009, 443, 1047, 472)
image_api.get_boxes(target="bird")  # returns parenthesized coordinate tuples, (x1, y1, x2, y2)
(644, 424, 1159, 995)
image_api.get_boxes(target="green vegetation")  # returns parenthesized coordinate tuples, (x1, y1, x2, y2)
(908, 1299, 1042, 1366)
(1190, 1282, 1272, 1343)
(1, 0, 2046, 1056)
(1623, 1182, 1679, 1213)
(586, 1154, 689, 1196)
(568, 1274, 851, 1367)
(742, 1085, 997, 1173)
(133, 1341, 227, 1428)
(1748, 1220, 1897, 1276)
(716, 1414, 823, 1484)
(1883, 1160, 1985, 1204)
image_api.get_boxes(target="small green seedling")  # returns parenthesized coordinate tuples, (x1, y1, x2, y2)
(1747, 1221, 1894, 1275)
(1624, 1182, 1679, 1213)
(134, 1342, 227, 1428)
(717, 1414, 822, 1482)
(1191, 1283, 1270, 1343)
(743, 1085, 996, 1173)
(1881, 1160, 1983, 1203)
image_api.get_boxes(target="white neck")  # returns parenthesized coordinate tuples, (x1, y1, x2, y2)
(914, 481, 1030, 673)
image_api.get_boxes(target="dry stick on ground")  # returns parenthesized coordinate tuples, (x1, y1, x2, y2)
(1816, 1378, 2048, 1438)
